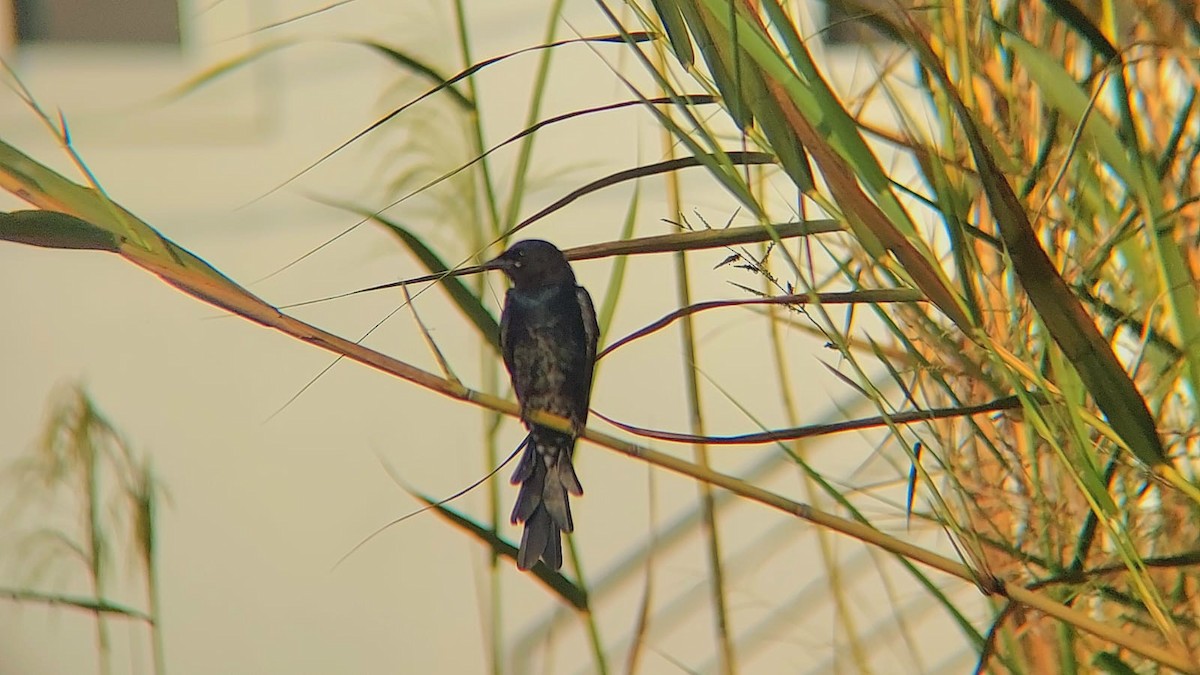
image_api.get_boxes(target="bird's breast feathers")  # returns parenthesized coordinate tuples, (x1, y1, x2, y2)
(502, 283, 596, 422)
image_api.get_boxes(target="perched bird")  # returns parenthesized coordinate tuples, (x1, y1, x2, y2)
(493, 239, 599, 570)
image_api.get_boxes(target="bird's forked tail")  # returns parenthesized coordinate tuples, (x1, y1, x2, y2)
(509, 435, 583, 570)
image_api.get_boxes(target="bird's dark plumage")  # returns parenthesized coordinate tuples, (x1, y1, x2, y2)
(494, 239, 598, 571)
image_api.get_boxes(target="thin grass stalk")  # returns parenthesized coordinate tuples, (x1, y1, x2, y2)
(799, 579, 944, 675)
(80, 404, 112, 675)
(864, 547, 933, 671)
(622, 467, 656, 675)
(653, 40, 737, 675)
(484, 413, 502, 675)
(761, 256, 871, 669)
(697, 359, 994, 658)
(500, 0, 566, 232)
(564, 537, 609, 675)
(451, 1, 501, 238)
(1, 587, 148, 619)
(672, 218, 738, 675)
(448, 6, 508, 672)
(699, 528, 873, 672)
(146, 508, 166, 675)
(126, 449, 167, 675)
(676, 525, 824, 673)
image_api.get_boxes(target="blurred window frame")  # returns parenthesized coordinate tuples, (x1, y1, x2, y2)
(0, 0, 270, 142)
(8, 0, 183, 47)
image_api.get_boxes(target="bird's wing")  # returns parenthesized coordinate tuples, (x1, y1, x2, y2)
(499, 289, 517, 380)
(575, 285, 600, 413)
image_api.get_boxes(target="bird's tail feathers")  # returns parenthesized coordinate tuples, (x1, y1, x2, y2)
(557, 452, 583, 496)
(510, 439, 582, 570)
(509, 451, 543, 526)
(517, 506, 562, 570)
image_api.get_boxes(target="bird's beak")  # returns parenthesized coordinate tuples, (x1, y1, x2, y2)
(488, 250, 517, 273)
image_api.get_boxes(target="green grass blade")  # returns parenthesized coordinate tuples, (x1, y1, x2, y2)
(319, 200, 501, 352)
(0, 210, 120, 251)
(650, 0, 694, 67)
(410, 492, 588, 610)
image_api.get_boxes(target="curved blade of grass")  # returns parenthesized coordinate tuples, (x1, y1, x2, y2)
(334, 445, 525, 572)
(156, 39, 304, 103)
(387, 95, 719, 217)
(500, 0, 568, 240)
(0, 210, 120, 251)
(409, 491, 587, 610)
(277, 220, 843, 311)
(245, 33, 654, 202)
(238, 0, 355, 36)
(1042, 0, 1118, 61)
(161, 32, 652, 108)
(0, 588, 152, 621)
(598, 288, 922, 359)
(734, 29, 816, 191)
(594, 7, 767, 219)
(755, 0, 924, 231)
(593, 395, 1024, 445)
(677, 0, 752, 127)
(507, 151, 776, 238)
(748, 68, 814, 192)
(361, 40, 476, 110)
(651, 0, 694, 68)
(677, 1, 814, 190)
(157, 38, 471, 110)
(595, 184, 640, 348)
(312, 198, 501, 353)
(259, 94, 718, 283)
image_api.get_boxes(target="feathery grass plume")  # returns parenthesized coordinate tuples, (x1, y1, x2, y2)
(1, 384, 167, 675)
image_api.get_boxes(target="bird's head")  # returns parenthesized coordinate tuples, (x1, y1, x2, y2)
(492, 239, 575, 289)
